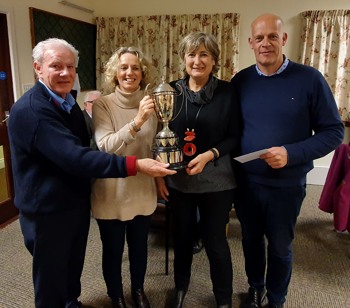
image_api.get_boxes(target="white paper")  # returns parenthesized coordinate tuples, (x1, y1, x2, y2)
(234, 149, 269, 163)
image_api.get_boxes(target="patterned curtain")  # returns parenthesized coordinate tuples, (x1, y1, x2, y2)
(95, 13, 240, 91)
(298, 10, 350, 122)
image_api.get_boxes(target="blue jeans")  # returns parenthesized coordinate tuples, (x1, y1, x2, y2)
(234, 179, 306, 304)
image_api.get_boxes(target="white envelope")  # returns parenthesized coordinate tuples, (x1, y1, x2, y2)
(234, 149, 269, 163)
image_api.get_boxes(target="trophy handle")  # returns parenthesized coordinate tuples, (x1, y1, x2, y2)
(171, 82, 185, 122)
(144, 83, 152, 96)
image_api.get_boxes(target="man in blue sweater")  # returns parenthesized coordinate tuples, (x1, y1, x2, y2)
(231, 14, 344, 308)
(8, 38, 175, 308)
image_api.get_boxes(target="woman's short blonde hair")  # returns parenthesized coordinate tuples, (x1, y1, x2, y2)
(103, 47, 151, 93)
(178, 32, 220, 77)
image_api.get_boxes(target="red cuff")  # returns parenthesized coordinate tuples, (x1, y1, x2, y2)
(126, 156, 137, 176)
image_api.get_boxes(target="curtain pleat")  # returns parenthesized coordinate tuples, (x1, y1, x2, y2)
(96, 13, 240, 91)
(298, 10, 350, 121)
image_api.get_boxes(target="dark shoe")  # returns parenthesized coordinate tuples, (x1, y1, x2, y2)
(132, 289, 150, 308)
(268, 303, 284, 308)
(243, 287, 267, 308)
(193, 239, 203, 254)
(65, 300, 83, 308)
(112, 296, 127, 308)
(172, 289, 187, 308)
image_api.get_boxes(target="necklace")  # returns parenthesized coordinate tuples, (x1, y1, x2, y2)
(183, 98, 204, 157)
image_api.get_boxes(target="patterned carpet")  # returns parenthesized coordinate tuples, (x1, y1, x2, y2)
(0, 185, 349, 308)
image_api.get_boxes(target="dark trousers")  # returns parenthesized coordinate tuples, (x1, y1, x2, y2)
(96, 215, 151, 300)
(234, 179, 306, 305)
(19, 206, 91, 308)
(168, 188, 234, 306)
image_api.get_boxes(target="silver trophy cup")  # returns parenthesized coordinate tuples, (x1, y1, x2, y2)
(152, 79, 186, 170)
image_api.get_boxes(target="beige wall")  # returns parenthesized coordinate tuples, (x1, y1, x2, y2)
(1, 0, 349, 183)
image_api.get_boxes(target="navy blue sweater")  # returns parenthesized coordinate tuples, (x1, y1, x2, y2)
(231, 61, 344, 186)
(9, 82, 130, 214)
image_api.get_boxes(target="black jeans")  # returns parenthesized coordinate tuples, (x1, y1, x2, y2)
(96, 215, 151, 300)
(168, 188, 234, 306)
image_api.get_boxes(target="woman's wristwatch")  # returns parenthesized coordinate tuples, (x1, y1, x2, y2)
(130, 119, 141, 132)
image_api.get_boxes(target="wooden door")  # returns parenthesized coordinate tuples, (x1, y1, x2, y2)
(0, 12, 17, 226)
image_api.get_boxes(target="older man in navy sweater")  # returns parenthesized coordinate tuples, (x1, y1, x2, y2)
(231, 14, 344, 308)
(8, 38, 175, 308)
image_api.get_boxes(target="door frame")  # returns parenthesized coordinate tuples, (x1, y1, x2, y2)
(0, 11, 18, 226)
(0, 6, 20, 101)
(0, 123, 17, 226)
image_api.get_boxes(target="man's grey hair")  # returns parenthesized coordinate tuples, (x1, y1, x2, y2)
(84, 90, 102, 103)
(32, 38, 79, 68)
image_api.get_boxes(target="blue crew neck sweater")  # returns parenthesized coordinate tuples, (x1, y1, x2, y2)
(231, 60, 344, 187)
(8, 82, 131, 215)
